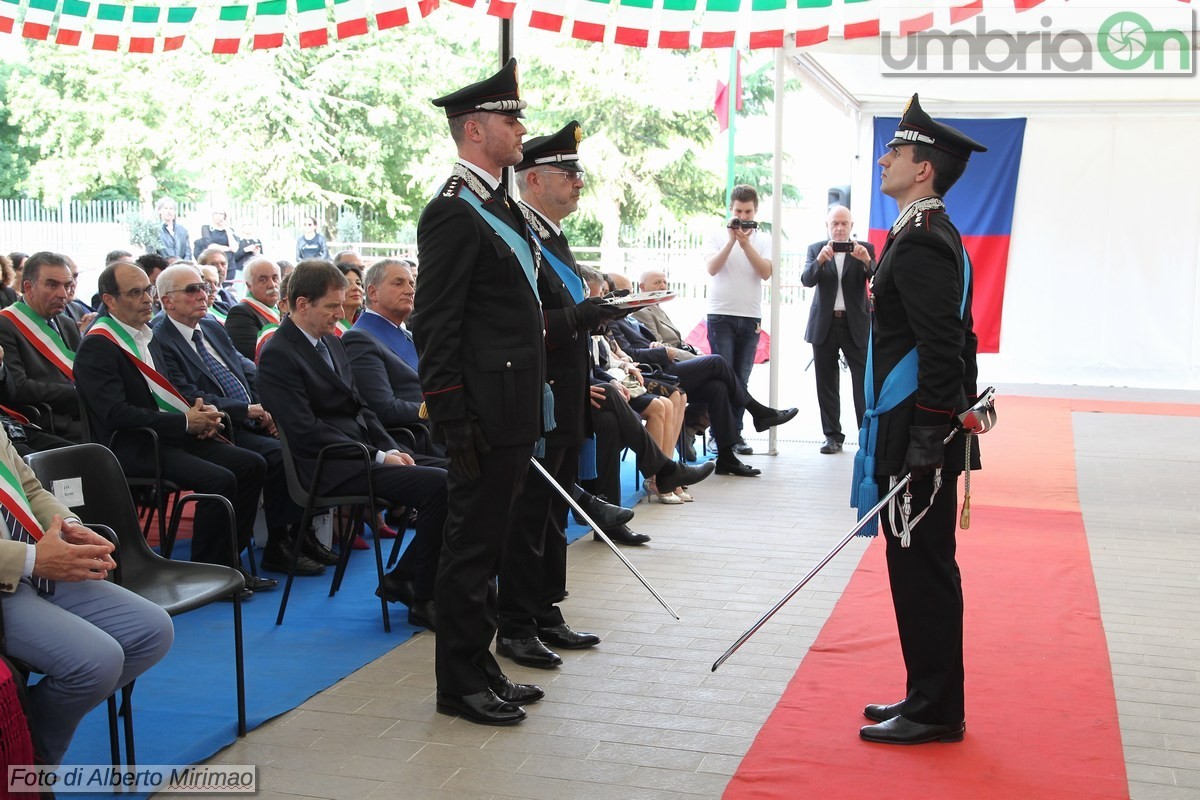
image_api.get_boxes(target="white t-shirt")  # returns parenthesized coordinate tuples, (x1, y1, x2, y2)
(704, 226, 772, 318)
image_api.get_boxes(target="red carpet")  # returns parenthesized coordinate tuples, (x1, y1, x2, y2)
(725, 395, 1200, 800)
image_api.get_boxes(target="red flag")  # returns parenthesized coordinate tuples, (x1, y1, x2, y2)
(714, 52, 743, 133)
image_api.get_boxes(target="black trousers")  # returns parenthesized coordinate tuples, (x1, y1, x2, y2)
(497, 443, 576, 639)
(881, 471, 964, 726)
(812, 316, 866, 443)
(435, 443, 533, 695)
(122, 437, 267, 567)
(590, 383, 670, 504)
(231, 427, 302, 531)
(673, 354, 750, 450)
(327, 462, 447, 601)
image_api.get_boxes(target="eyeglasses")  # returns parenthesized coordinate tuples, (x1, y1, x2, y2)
(203, 282, 218, 294)
(541, 169, 585, 182)
(167, 283, 207, 296)
(117, 285, 157, 300)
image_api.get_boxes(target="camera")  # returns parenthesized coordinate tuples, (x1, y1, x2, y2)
(728, 218, 758, 230)
(831, 241, 856, 253)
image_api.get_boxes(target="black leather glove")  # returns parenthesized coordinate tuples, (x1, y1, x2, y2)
(902, 425, 950, 481)
(440, 419, 491, 480)
(573, 296, 620, 332)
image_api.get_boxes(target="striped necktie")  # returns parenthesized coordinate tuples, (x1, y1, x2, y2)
(2, 508, 52, 594)
(193, 329, 250, 404)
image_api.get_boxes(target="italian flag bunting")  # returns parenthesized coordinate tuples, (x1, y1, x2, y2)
(213, 4, 248, 53)
(790, 0, 832, 47)
(571, 0, 612, 43)
(842, 0, 878, 39)
(333, 0, 368, 39)
(613, 0, 655, 48)
(296, 0, 330, 48)
(163, 6, 195, 50)
(373, 0, 410, 30)
(128, 5, 161, 53)
(698, 0, 738, 49)
(658, 0, 698, 49)
(747, 0, 790, 49)
(0, 0, 19, 35)
(56, 0, 90, 45)
(527, 0, 567, 33)
(21, 0, 56, 40)
(91, 3, 126, 51)
(951, 0, 983, 25)
(253, 0, 286, 49)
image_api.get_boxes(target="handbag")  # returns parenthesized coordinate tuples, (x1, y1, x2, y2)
(606, 367, 646, 398)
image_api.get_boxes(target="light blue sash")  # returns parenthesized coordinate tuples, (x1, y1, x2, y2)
(538, 242, 585, 303)
(851, 246, 972, 532)
(456, 189, 539, 302)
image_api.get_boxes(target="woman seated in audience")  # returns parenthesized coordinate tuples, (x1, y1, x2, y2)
(335, 262, 365, 334)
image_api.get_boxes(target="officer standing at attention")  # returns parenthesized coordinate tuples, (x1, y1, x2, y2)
(411, 59, 546, 727)
(856, 94, 986, 745)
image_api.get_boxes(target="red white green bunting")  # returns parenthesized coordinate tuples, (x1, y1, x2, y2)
(1, 0, 1138, 54)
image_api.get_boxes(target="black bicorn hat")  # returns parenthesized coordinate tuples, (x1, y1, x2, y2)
(887, 94, 987, 161)
(516, 120, 585, 172)
(432, 57, 527, 119)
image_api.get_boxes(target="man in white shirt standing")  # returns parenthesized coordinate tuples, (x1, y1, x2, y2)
(703, 185, 771, 455)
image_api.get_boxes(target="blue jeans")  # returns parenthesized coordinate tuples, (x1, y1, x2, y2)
(706, 314, 759, 436)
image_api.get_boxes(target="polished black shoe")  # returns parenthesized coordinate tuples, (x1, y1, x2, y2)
(261, 540, 326, 576)
(819, 439, 843, 455)
(497, 637, 562, 668)
(436, 689, 526, 726)
(302, 532, 340, 566)
(537, 623, 600, 650)
(715, 456, 761, 477)
(594, 524, 650, 546)
(407, 599, 437, 631)
(657, 460, 716, 493)
(578, 493, 635, 529)
(490, 676, 544, 705)
(860, 716, 965, 744)
(375, 573, 416, 605)
(752, 406, 799, 432)
(240, 570, 279, 592)
(864, 701, 906, 723)
(732, 441, 754, 456)
(220, 587, 255, 602)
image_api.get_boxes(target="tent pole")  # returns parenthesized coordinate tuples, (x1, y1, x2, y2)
(500, 19, 515, 193)
(767, 46, 785, 456)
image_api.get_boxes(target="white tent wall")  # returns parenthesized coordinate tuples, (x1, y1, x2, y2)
(849, 109, 1200, 390)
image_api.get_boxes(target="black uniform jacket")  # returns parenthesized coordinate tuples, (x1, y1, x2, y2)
(869, 198, 980, 477)
(411, 167, 546, 449)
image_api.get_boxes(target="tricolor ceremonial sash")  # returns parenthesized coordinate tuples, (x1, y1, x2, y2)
(0, 302, 75, 381)
(208, 306, 228, 325)
(239, 297, 280, 325)
(255, 322, 279, 362)
(86, 318, 191, 414)
(334, 319, 351, 337)
(0, 457, 45, 544)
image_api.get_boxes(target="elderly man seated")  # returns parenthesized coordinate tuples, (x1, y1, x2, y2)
(630, 269, 697, 361)
(225, 256, 282, 361)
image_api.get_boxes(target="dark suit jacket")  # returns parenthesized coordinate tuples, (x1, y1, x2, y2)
(157, 222, 191, 260)
(150, 315, 258, 425)
(342, 313, 423, 428)
(410, 169, 545, 448)
(74, 327, 192, 460)
(0, 311, 82, 429)
(523, 207, 591, 448)
(870, 203, 977, 476)
(607, 317, 672, 368)
(800, 239, 875, 349)
(257, 317, 400, 493)
(225, 302, 270, 361)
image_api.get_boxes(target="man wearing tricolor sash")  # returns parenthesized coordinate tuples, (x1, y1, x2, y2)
(74, 263, 272, 590)
(225, 257, 282, 361)
(0, 252, 85, 441)
(856, 95, 985, 746)
(0, 426, 173, 766)
(412, 58, 545, 727)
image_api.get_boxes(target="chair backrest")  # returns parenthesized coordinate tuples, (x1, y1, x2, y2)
(275, 427, 315, 507)
(23, 443, 161, 583)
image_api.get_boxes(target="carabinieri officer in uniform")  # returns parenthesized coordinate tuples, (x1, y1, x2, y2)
(412, 58, 546, 727)
(855, 94, 986, 745)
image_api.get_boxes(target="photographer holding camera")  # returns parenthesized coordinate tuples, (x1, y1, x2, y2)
(703, 184, 772, 455)
(801, 204, 876, 455)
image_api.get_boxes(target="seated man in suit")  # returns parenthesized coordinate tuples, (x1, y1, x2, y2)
(225, 257, 281, 361)
(0, 428, 173, 766)
(257, 260, 448, 629)
(630, 269, 696, 361)
(74, 262, 274, 592)
(606, 301, 799, 477)
(0, 251, 85, 441)
(341, 259, 426, 434)
(151, 263, 330, 578)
